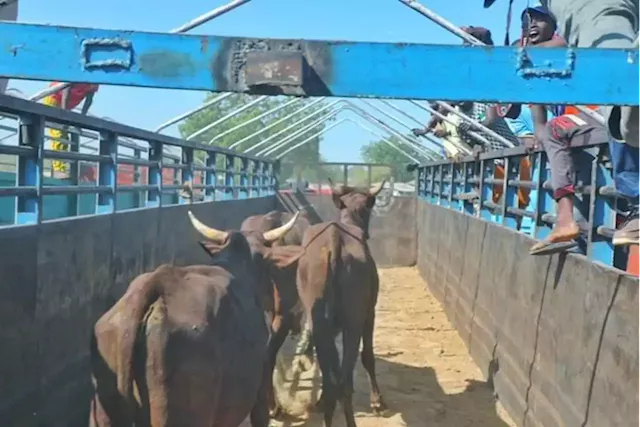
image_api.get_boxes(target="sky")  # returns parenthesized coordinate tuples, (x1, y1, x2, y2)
(7, 0, 539, 163)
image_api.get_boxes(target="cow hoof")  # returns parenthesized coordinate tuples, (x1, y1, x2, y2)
(370, 397, 387, 415)
(295, 354, 314, 372)
(269, 404, 282, 418)
(312, 394, 325, 413)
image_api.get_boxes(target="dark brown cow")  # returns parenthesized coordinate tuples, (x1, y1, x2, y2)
(240, 209, 315, 417)
(89, 211, 305, 427)
(296, 179, 387, 427)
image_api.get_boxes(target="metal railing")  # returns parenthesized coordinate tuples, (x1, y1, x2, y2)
(0, 94, 277, 226)
(416, 141, 625, 268)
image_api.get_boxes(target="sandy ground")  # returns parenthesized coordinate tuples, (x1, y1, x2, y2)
(264, 267, 516, 427)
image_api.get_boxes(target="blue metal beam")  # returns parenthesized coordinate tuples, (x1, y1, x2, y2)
(0, 22, 637, 105)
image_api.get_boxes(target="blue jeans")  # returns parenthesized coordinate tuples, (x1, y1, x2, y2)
(609, 140, 639, 206)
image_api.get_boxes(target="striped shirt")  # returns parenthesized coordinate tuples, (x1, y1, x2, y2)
(459, 103, 520, 151)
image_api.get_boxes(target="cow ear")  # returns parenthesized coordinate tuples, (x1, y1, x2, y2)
(265, 245, 305, 269)
(198, 240, 226, 257)
(331, 193, 344, 210)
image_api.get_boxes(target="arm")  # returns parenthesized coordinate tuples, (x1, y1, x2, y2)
(61, 87, 71, 110)
(80, 92, 94, 115)
(530, 104, 549, 143)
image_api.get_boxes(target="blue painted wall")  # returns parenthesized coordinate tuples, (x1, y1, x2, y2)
(0, 171, 178, 225)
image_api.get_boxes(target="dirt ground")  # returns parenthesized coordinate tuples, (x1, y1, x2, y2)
(266, 267, 516, 427)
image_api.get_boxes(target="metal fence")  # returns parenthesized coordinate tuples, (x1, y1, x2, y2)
(0, 94, 277, 226)
(416, 141, 626, 268)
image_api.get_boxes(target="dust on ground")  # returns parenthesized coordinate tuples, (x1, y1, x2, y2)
(268, 267, 516, 427)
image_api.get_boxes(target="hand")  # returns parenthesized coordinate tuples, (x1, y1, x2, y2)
(522, 136, 538, 152)
(434, 128, 448, 138)
(472, 144, 484, 159)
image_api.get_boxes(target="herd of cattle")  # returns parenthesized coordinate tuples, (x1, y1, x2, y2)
(89, 179, 387, 427)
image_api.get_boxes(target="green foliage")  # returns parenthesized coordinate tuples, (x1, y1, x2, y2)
(178, 94, 336, 180)
(360, 135, 425, 182)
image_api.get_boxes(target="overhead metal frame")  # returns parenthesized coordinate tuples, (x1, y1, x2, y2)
(1, 23, 635, 105)
(399, 0, 607, 123)
(28, 0, 254, 101)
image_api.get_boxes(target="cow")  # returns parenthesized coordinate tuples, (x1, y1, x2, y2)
(295, 179, 387, 427)
(89, 211, 305, 427)
(240, 209, 316, 417)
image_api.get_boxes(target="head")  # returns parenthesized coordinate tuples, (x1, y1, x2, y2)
(461, 26, 494, 46)
(328, 178, 386, 239)
(187, 210, 305, 301)
(521, 6, 557, 45)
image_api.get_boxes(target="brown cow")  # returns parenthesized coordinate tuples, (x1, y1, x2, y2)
(240, 209, 315, 417)
(295, 179, 387, 427)
(89, 211, 305, 427)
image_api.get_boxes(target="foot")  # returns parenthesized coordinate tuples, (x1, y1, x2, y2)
(530, 222, 580, 254)
(613, 217, 639, 246)
(370, 395, 387, 415)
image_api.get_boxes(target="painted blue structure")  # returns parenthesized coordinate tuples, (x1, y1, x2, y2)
(0, 22, 638, 105)
(416, 142, 626, 268)
(0, 94, 277, 226)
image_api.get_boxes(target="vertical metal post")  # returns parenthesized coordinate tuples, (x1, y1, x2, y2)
(260, 161, 268, 195)
(437, 164, 444, 206)
(589, 147, 615, 264)
(147, 141, 163, 208)
(463, 162, 474, 215)
(16, 114, 44, 225)
(225, 155, 235, 200)
(133, 148, 141, 208)
(97, 131, 117, 214)
(502, 157, 518, 229)
(479, 160, 493, 220)
(205, 151, 216, 201)
(180, 147, 194, 205)
(251, 160, 260, 198)
(239, 157, 249, 200)
(343, 165, 348, 186)
(429, 166, 436, 204)
(67, 132, 80, 216)
(268, 163, 276, 194)
(534, 153, 552, 241)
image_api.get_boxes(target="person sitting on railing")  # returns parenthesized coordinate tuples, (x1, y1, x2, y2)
(42, 82, 99, 175)
(412, 102, 473, 160)
(510, 6, 639, 254)
(484, 0, 640, 252)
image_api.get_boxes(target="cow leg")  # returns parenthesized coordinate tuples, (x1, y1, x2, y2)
(251, 360, 271, 427)
(267, 312, 293, 418)
(340, 327, 363, 427)
(311, 302, 340, 427)
(361, 309, 386, 414)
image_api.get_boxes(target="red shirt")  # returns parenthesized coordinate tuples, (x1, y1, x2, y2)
(49, 83, 99, 110)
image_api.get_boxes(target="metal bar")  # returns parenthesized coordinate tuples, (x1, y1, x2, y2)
(208, 97, 302, 144)
(30, 0, 252, 101)
(345, 119, 422, 163)
(186, 95, 268, 140)
(228, 97, 326, 150)
(42, 185, 112, 196)
(170, 0, 252, 32)
(413, 101, 486, 151)
(97, 130, 117, 214)
(154, 92, 234, 132)
(0, 95, 271, 162)
(361, 99, 443, 151)
(244, 100, 339, 153)
(5, 24, 636, 105)
(259, 109, 340, 156)
(275, 119, 346, 159)
(399, 0, 607, 130)
(341, 101, 439, 158)
(434, 101, 517, 148)
(16, 114, 44, 225)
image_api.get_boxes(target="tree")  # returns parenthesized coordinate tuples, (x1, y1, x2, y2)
(178, 93, 336, 181)
(360, 135, 431, 182)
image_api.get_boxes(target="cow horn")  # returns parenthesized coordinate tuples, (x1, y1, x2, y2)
(187, 211, 229, 243)
(369, 180, 386, 196)
(263, 210, 300, 243)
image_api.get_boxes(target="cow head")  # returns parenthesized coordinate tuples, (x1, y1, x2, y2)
(187, 210, 306, 300)
(328, 178, 386, 239)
